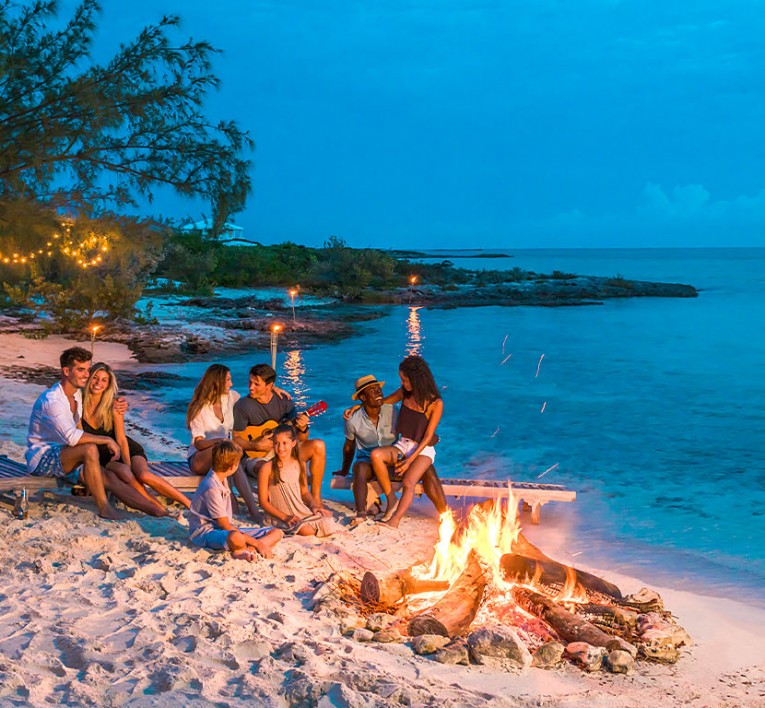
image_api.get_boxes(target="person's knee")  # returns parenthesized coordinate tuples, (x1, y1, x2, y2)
(370, 448, 384, 464)
(402, 477, 418, 493)
(311, 439, 326, 458)
(132, 464, 150, 483)
(422, 465, 437, 482)
(242, 458, 262, 479)
(82, 444, 100, 464)
(227, 530, 245, 550)
(353, 462, 371, 483)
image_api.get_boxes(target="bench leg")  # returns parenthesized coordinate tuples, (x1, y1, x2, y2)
(366, 482, 382, 513)
(530, 502, 543, 524)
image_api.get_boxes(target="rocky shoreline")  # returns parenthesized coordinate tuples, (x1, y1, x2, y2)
(0, 275, 697, 364)
(401, 274, 698, 308)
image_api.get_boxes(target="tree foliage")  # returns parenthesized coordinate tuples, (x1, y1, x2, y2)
(0, 0, 252, 224)
(156, 228, 220, 293)
(153, 233, 404, 297)
(306, 235, 397, 296)
(2, 211, 165, 327)
(214, 241, 318, 288)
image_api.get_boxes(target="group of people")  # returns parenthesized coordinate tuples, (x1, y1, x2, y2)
(26, 346, 446, 560)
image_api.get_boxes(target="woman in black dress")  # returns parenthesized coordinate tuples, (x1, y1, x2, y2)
(82, 362, 190, 514)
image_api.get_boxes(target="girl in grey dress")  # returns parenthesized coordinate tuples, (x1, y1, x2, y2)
(257, 425, 340, 536)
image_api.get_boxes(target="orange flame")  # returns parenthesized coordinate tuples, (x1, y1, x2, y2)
(416, 484, 521, 585)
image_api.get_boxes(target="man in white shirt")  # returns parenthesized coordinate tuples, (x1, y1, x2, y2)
(27, 346, 129, 520)
(337, 375, 447, 522)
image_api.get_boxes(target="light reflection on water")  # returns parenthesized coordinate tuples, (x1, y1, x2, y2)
(406, 306, 424, 356)
(282, 349, 309, 407)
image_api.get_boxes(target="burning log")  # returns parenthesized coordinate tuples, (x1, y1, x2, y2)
(360, 570, 450, 606)
(512, 588, 636, 656)
(408, 551, 488, 638)
(510, 532, 553, 562)
(500, 553, 623, 605)
(573, 603, 639, 634)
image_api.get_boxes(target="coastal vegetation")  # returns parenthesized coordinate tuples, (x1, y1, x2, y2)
(0, 0, 251, 327)
(152, 233, 492, 297)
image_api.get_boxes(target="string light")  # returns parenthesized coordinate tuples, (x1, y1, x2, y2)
(0, 226, 113, 269)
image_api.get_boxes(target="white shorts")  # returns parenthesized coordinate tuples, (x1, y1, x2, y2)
(394, 437, 436, 463)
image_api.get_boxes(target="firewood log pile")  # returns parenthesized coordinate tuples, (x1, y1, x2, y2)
(310, 529, 691, 674)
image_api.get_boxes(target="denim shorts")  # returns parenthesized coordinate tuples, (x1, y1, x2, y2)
(191, 526, 274, 550)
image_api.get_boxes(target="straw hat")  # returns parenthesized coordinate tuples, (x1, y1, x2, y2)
(352, 375, 385, 400)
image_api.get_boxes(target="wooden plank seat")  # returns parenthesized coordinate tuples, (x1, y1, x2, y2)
(0, 456, 61, 493)
(144, 461, 202, 492)
(0, 456, 203, 495)
(330, 475, 576, 524)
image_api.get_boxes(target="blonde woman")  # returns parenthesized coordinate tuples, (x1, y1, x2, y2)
(187, 364, 259, 520)
(82, 362, 191, 515)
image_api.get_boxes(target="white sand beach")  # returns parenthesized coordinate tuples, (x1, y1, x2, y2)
(2, 496, 765, 707)
(1, 333, 765, 706)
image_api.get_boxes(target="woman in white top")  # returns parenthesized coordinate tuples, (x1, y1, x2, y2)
(187, 364, 259, 519)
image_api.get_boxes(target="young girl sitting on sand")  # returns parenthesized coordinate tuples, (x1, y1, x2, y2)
(258, 425, 340, 536)
(82, 362, 191, 515)
(186, 364, 259, 519)
(369, 355, 443, 529)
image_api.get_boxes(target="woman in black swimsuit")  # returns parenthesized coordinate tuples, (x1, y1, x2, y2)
(82, 362, 190, 514)
(369, 355, 443, 528)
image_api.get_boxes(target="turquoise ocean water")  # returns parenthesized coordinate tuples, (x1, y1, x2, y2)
(142, 248, 765, 604)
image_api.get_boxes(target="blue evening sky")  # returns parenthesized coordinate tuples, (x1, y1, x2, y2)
(82, 1, 765, 248)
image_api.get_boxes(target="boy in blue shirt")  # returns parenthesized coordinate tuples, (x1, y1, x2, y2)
(189, 441, 282, 560)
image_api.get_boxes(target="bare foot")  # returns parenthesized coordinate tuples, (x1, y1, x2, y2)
(251, 539, 273, 559)
(97, 505, 121, 521)
(232, 549, 256, 562)
(381, 496, 400, 523)
(378, 519, 401, 531)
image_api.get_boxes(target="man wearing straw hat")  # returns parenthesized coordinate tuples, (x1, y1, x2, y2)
(335, 374, 447, 524)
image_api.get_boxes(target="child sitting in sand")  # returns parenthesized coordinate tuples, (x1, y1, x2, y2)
(258, 425, 342, 536)
(188, 441, 283, 560)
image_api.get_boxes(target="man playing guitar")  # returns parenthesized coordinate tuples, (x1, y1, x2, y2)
(233, 363, 327, 510)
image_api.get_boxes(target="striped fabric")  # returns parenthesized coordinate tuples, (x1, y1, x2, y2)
(0, 456, 202, 493)
(0, 456, 193, 479)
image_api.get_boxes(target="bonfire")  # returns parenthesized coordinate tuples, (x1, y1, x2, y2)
(315, 488, 690, 673)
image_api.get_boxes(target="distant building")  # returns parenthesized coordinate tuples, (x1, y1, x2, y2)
(180, 219, 260, 246)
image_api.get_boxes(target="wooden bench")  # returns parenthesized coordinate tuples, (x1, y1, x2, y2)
(330, 475, 576, 524)
(0, 456, 202, 495)
(2, 456, 576, 523)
